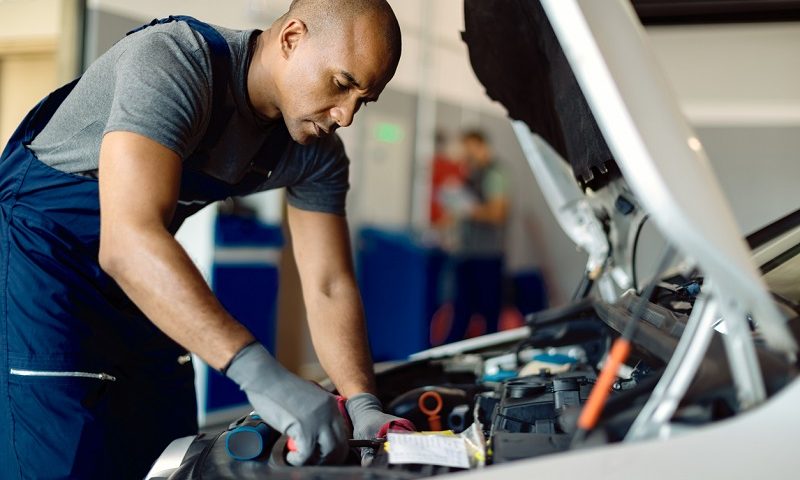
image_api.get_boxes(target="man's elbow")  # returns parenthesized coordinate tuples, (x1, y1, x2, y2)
(98, 224, 151, 280)
(309, 273, 359, 302)
(98, 234, 129, 279)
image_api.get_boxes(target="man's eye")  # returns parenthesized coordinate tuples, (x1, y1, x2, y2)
(334, 80, 348, 91)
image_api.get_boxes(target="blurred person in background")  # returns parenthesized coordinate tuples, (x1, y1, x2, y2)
(430, 129, 466, 230)
(442, 129, 510, 343)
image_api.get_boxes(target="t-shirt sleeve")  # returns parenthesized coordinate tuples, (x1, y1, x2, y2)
(484, 166, 507, 200)
(103, 30, 211, 158)
(286, 134, 350, 216)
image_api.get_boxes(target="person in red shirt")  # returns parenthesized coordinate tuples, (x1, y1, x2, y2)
(430, 130, 466, 228)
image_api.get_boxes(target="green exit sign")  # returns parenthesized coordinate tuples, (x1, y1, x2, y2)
(374, 122, 404, 143)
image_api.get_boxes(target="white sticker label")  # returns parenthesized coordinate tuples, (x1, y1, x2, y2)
(387, 433, 470, 469)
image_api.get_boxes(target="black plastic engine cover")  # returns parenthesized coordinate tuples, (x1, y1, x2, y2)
(491, 432, 572, 464)
(491, 372, 594, 435)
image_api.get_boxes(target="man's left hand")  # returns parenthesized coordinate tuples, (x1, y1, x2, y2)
(345, 393, 415, 465)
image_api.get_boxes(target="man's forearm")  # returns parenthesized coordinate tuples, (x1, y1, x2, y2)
(100, 226, 254, 370)
(304, 279, 376, 398)
(470, 198, 508, 224)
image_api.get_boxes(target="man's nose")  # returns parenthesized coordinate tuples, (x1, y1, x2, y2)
(331, 97, 358, 128)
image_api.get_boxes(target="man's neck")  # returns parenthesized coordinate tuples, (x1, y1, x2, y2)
(246, 29, 282, 120)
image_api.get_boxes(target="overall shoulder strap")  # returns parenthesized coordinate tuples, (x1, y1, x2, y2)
(127, 16, 232, 150)
(234, 123, 292, 193)
(129, 16, 291, 194)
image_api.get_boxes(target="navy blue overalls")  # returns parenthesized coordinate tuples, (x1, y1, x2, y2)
(0, 16, 288, 479)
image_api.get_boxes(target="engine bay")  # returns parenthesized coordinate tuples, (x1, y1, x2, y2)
(155, 268, 799, 479)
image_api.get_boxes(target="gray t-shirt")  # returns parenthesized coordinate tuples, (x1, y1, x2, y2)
(29, 21, 349, 216)
(458, 162, 507, 256)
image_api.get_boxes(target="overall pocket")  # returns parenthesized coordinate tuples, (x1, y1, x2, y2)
(7, 369, 117, 478)
(9, 368, 116, 382)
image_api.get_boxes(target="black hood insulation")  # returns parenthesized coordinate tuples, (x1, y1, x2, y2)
(462, 0, 617, 189)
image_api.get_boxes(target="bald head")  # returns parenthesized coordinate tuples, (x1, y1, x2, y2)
(250, 0, 402, 143)
(280, 0, 402, 74)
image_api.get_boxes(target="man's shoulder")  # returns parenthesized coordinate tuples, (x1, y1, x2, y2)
(119, 21, 253, 66)
(122, 21, 207, 55)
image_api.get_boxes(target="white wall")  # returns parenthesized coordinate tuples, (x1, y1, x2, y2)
(0, 0, 61, 40)
(385, 0, 504, 115)
(648, 22, 800, 232)
(649, 22, 800, 127)
(0, 0, 63, 144)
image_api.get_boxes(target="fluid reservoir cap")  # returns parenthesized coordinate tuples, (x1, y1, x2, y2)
(505, 380, 547, 399)
(552, 378, 579, 392)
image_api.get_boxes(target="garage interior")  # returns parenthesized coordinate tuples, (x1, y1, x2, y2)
(0, 0, 798, 478)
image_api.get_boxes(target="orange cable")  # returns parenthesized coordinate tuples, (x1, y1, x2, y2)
(577, 338, 631, 431)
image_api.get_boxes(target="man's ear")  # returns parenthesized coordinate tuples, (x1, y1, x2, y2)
(280, 18, 307, 59)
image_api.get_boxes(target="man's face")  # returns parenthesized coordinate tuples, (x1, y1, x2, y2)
(275, 15, 394, 144)
(463, 138, 489, 166)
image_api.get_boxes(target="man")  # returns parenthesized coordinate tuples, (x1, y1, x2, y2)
(445, 130, 509, 343)
(0, 1, 410, 478)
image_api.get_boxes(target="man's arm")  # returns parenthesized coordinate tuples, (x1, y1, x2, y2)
(99, 135, 349, 464)
(470, 196, 508, 224)
(286, 204, 375, 397)
(470, 167, 508, 225)
(97, 131, 254, 370)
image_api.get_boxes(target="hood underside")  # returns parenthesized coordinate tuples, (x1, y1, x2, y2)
(462, 0, 617, 189)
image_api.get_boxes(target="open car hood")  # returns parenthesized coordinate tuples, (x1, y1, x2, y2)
(463, 0, 795, 360)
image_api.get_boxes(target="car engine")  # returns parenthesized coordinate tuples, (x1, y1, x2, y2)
(154, 269, 798, 480)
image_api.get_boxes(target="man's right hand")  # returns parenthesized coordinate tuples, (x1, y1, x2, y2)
(225, 342, 349, 465)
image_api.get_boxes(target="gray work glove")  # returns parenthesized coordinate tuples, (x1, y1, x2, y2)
(345, 393, 416, 465)
(226, 342, 349, 465)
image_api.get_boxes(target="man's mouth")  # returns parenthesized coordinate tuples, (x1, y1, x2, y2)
(314, 123, 330, 136)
